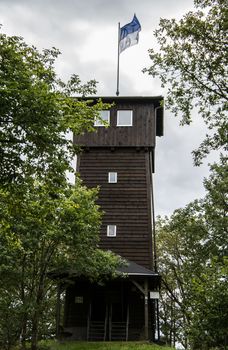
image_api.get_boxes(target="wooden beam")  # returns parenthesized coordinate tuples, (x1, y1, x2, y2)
(132, 280, 145, 295)
(144, 279, 149, 340)
(104, 304, 108, 341)
(87, 302, 91, 341)
(131, 279, 149, 340)
(109, 303, 112, 341)
(56, 283, 61, 339)
(156, 299, 160, 341)
(126, 303, 129, 341)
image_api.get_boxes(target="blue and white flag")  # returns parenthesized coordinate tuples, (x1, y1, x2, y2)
(119, 14, 141, 54)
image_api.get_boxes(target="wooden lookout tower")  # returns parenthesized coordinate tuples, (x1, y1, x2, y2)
(58, 96, 164, 342)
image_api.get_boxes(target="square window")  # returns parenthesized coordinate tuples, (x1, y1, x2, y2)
(108, 172, 117, 183)
(117, 110, 133, 126)
(94, 110, 110, 126)
(107, 225, 116, 237)
(75, 296, 83, 304)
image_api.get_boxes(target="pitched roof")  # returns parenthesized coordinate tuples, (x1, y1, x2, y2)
(117, 260, 159, 277)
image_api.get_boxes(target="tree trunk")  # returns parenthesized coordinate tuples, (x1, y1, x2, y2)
(31, 271, 47, 350)
(20, 256, 28, 350)
(31, 313, 39, 350)
(20, 317, 27, 350)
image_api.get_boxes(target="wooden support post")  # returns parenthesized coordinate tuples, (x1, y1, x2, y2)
(144, 279, 149, 340)
(109, 303, 112, 341)
(87, 302, 91, 341)
(156, 299, 160, 341)
(151, 299, 156, 342)
(132, 278, 150, 340)
(56, 283, 61, 339)
(104, 303, 108, 341)
(126, 303, 129, 341)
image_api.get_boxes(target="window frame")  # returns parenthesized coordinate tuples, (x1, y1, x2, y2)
(107, 225, 117, 237)
(94, 110, 110, 127)
(117, 110, 133, 127)
(108, 172, 117, 183)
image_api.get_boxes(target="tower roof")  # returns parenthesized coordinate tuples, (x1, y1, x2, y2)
(80, 95, 163, 108)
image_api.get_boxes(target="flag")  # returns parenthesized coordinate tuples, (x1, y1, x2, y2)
(119, 14, 141, 54)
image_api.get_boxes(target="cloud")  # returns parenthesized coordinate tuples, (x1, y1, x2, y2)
(154, 112, 219, 216)
(1, 0, 218, 216)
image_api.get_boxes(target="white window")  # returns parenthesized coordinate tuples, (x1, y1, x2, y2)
(75, 296, 83, 304)
(107, 225, 117, 237)
(94, 110, 110, 126)
(117, 110, 133, 126)
(108, 172, 117, 183)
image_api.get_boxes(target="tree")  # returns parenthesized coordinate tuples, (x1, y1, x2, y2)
(156, 207, 208, 348)
(189, 257, 228, 349)
(0, 179, 121, 350)
(156, 157, 228, 348)
(0, 30, 121, 350)
(0, 30, 109, 184)
(144, 0, 228, 165)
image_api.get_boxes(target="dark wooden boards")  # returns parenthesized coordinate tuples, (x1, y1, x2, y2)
(74, 101, 156, 148)
(77, 148, 153, 268)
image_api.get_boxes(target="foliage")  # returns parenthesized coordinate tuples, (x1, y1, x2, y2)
(144, 0, 228, 164)
(37, 340, 173, 350)
(156, 157, 228, 349)
(0, 179, 122, 350)
(0, 30, 120, 350)
(0, 30, 109, 184)
(189, 257, 228, 348)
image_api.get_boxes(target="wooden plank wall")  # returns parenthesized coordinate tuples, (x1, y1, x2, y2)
(64, 284, 89, 327)
(78, 148, 153, 269)
(74, 102, 155, 148)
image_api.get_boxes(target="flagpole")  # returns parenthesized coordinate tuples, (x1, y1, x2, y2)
(116, 22, 120, 96)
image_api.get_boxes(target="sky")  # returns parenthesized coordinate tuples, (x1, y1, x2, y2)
(0, 0, 218, 217)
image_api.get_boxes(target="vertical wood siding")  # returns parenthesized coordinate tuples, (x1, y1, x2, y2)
(74, 102, 156, 148)
(78, 148, 153, 268)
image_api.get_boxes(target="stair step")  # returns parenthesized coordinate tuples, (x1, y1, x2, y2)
(89, 321, 128, 341)
(89, 321, 106, 341)
(110, 322, 126, 340)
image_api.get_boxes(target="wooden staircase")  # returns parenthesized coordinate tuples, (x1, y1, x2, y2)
(88, 321, 106, 341)
(110, 321, 127, 340)
(87, 302, 129, 341)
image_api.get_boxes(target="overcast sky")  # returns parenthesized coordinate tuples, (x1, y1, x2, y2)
(0, 0, 218, 216)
